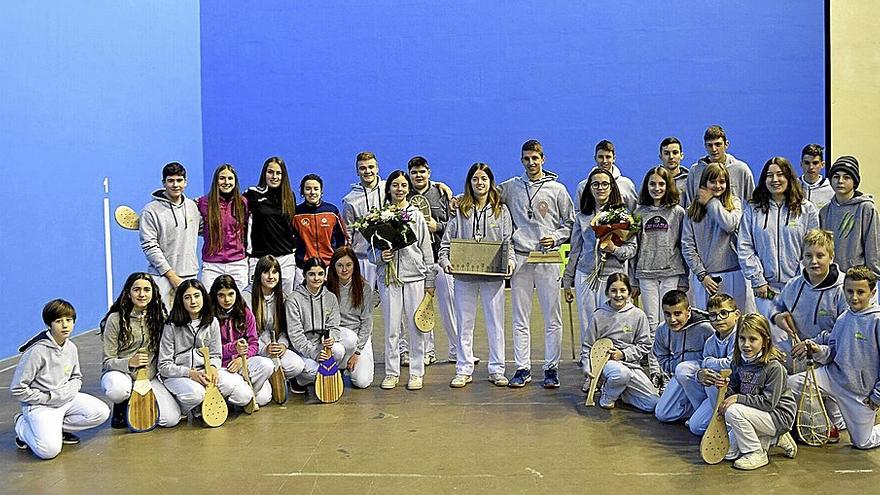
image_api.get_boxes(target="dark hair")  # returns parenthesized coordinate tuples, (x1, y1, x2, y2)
(407, 156, 430, 171)
(707, 293, 738, 311)
(703, 125, 727, 142)
(460, 162, 503, 218)
(661, 289, 689, 308)
(300, 173, 324, 197)
(326, 247, 367, 309)
(659, 137, 682, 153)
(845, 265, 878, 291)
(750, 157, 805, 217)
(521, 139, 544, 157)
(384, 170, 413, 203)
(801, 144, 824, 160)
(638, 166, 681, 207)
(209, 275, 248, 339)
(595, 139, 615, 156)
(302, 257, 327, 279)
(259, 156, 296, 221)
(100, 272, 166, 355)
(206, 164, 248, 256)
(42, 299, 76, 325)
(251, 255, 287, 335)
(581, 168, 623, 215)
(168, 279, 214, 328)
(162, 162, 187, 180)
(604, 272, 632, 296)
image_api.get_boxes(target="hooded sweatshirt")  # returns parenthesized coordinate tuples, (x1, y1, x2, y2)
(244, 185, 296, 258)
(410, 181, 450, 258)
(562, 209, 637, 288)
(197, 194, 249, 263)
(583, 301, 651, 374)
(800, 175, 834, 210)
(727, 358, 797, 435)
(819, 193, 880, 275)
(286, 284, 341, 361)
(157, 318, 222, 378)
(738, 200, 820, 290)
(342, 179, 386, 258)
(140, 189, 200, 277)
(292, 200, 346, 267)
(816, 305, 880, 405)
(702, 327, 737, 371)
(575, 165, 638, 212)
(217, 306, 260, 368)
(686, 153, 755, 206)
(336, 280, 380, 353)
(770, 264, 847, 340)
(633, 204, 687, 281)
(499, 170, 575, 255)
(438, 202, 515, 282)
(367, 205, 436, 288)
(653, 312, 714, 375)
(681, 197, 743, 276)
(11, 331, 81, 407)
(101, 312, 159, 379)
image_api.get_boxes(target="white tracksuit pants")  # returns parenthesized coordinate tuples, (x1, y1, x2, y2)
(789, 367, 879, 449)
(163, 369, 253, 415)
(348, 336, 376, 389)
(597, 360, 659, 412)
(259, 347, 306, 382)
(202, 259, 249, 292)
(101, 370, 182, 427)
(381, 279, 427, 378)
(511, 254, 562, 371)
(725, 403, 779, 455)
(655, 360, 702, 422)
(297, 328, 358, 385)
(639, 276, 679, 376)
(235, 355, 275, 407)
(15, 393, 110, 460)
(454, 278, 506, 376)
(426, 265, 458, 358)
(574, 270, 607, 348)
(248, 253, 301, 295)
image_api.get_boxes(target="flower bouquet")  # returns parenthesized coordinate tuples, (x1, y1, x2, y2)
(585, 206, 641, 290)
(351, 204, 417, 285)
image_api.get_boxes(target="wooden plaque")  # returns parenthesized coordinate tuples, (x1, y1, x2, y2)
(449, 239, 506, 276)
(526, 250, 562, 264)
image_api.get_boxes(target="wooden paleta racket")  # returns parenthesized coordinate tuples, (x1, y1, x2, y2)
(414, 292, 435, 333)
(409, 194, 432, 219)
(314, 331, 344, 404)
(198, 347, 228, 427)
(114, 205, 140, 230)
(239, 348, 259, 414)
(269, 330, 288, 405)
(585, 338, 613, 406)
(790, 328, 830, 446)
(126, 363, 159, 433)
(700, 369, 733, 464)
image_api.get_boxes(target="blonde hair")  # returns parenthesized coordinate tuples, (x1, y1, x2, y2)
(803, 228, 835, 255)
(733, 313, 786, 365)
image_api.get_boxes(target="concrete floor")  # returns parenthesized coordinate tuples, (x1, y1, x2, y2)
(2, 292, 879, 494)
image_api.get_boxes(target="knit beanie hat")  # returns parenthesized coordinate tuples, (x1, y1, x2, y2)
(829, 155, 860, 188)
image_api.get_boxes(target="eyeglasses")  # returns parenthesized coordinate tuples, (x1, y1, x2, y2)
(590, 181, 612, 190)
(707, 310, 732, 322)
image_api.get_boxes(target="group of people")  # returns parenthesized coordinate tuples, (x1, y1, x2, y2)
(10, 125, 880, 471)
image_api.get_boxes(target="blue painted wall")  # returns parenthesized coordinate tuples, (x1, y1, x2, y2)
(200, 1, 825, 206)
(0, 3, 203, 357)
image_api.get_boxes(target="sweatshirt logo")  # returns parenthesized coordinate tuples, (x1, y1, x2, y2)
(818, 309, 832, 317)
(623, 324, 632, 334)
(301, 218, 310, 226)
(537, 200, 550, 218)
(63, 364, 72, 375)
(855, 331, 867, 342)
(643, 215, 669, 233)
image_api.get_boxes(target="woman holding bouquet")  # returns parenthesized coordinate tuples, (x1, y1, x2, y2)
(563, 168, 637, 348)
(368, 170, 435, 391)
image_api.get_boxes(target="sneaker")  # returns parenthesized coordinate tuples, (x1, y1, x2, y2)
(543, 369, 560, 389)
(407, 375, 423, 390)
(424, 353, 437, 366)
(828, 425, 840, 444)
(651, 374, 665, 395)
(111, 401, 128, 429)
(508, 369, 532, 388)
(776, 432, 798, 458)
(289, 379, 307, 394)
(380, 375, 399, 389)
(61, 432, 81, 445)
(447, 353, 457, 363)
(488, 373, 509, 387)
(724, 448, 740, 461)
(450, 374, 472, 388)
(581, 378, 591, 394)
(474, 356, 481, 365)
(13, 414, 26, 450)
(599, 397, 616, 410)
(733, 450, 769, 470)
(400, 352, 410, 367)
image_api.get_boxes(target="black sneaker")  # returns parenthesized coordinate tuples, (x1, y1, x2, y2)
(651, 374, 665, 395)
(61, 432, 80, 445)
(13, 414, 26, 450)
(111, 401, 128, 429)
(508, 369, 532, 388)
(543, 369, 560, 389)
(289, 379, 307, 394)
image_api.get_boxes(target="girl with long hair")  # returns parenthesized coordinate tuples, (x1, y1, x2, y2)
(198, 163, 250, 290)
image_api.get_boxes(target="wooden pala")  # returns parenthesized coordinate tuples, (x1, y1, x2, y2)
(585, 338, 613, 406)
(700, 369, 733, 464)
(414, 292, 435, 333)
(239, 350, 259, 414)
(198, 347, 228, 427)
(126, 365, 159, 432)
(114, 205, 140, 230)
(269, 330, 288, 405)
(314, 331, 344, 404)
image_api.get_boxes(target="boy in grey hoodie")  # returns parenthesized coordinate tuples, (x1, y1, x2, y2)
(140, 162, 201, 306)
(659, 137, 689, 208)
(799, 144, 834, 210)
(818, 156, 880, 276)
(500, 139, 575, 389)
(790, 266, 880, 449)
(11, 300, 110, 459)
(685, 125, 755, 205)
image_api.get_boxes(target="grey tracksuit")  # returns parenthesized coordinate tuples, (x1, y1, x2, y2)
(140, 189, 200, 277)
(819, 193, 880, 275)
(686, 154, 755, 205)
(770, 265, 847, 341)
(633, 204, 687, 282)
(341, 180, 386, 258)
(286, 284, 341, 361)
(157, 319, 222, 378)
(800, 175, 834, 210)
(499, 170, 574, 254)
(681, 197, 743, 277)
(438, 203, 515, 282)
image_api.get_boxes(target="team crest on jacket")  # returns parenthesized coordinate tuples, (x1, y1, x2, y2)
(623, 324, 632, 334)
(301, 218, 309, 226)
(643, 215, 669, 232)
(855, 331, 867, 342)
(537, 200, 550, 218)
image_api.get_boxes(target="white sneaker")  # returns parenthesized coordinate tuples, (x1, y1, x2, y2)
(733, 450, 769, 470)
(380, 376, 399, 390)
(488, 373, 509, 387)
(776, 432, 798, 458)
(407, 375, 423, 390)
(450, 374, 472, 388)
